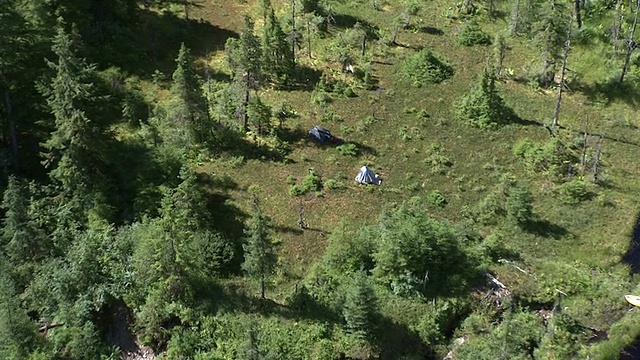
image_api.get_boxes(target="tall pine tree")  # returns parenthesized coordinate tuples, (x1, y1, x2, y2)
(168, 43, 210, 150)
(343, 270, 377, 341)
(262, 9, 294, 87)
(242, 189, 277, 299)
(41, 24, 108, 203)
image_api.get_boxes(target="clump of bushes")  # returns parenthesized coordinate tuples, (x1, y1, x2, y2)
(512, 138, 578, 181)
(458, 21, 491, 46)
(399, 48, 454, 87)
(558, 179, 593, 205)
(289, 169, 323, 196)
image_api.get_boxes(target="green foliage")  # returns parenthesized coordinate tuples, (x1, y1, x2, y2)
(262, 9, 294, 86)
(457, 21, 491, 46)
(424, 143, 453, 174)
(243, 192, 277, 298)
(247, 96, 272, 135)
(372, 204, 482, 296)
(342, 270, 377, 340)
(512, 137, 578, 181)
(399, 48, 454, 87)
(505, 181, 534, 224)
(535, 313, 585, 359)
(325, 178, 346, 190)
(558, 179, 593, 205)
(427, 190, 447, 207)
(455, 71, 513, 128)
(0, 271, 39, 360)
(336, 143, 359, 156)
(289, 169, 323, 196)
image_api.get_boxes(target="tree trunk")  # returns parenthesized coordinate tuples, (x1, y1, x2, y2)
(510, 0, 520, 35)
(592, 136, 603, 183)
(612, 0, 623, 59)
(307, 20, 312, 59)
(361, 33, 366, 57)
(574, 0, 582, 29)
(620, 0, 640, 84)
(552, 28, 571, 127)
(260, 272, 266, 299)
(291, 0, 296, 69)
(242, 74, 250, 133)
(581, 115, 588, 173)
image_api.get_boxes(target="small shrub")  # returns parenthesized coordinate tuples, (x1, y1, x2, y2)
(558, 179, 592, 205)
(457, 21, 491, 46)
(302, 169, 323, 193)
(286, 175, 297, 185)
(505, 181, 534, 224)
(424, 143, 453, 174)
(312, 90, 333, 105)
(325, 179, 346, 190)
(289, 184, 306, 196)
(399, 48, 454, 87)
(337, 143, 360, 156)
(320, 108, 343, 123)
(455, 71, 513, 128)
(513, 138, 578, 180)
(427, 190, 447, 207)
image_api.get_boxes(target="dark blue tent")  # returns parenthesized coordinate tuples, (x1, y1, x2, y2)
(308, 125, 334, 143)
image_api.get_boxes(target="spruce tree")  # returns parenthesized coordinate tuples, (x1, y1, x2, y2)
(455, 71, 512, 128)
(505, 181, 534, 225)
(343, 270, 377, 340)
(168, 43, 210, 149)
(242, 190, 277, 299)
(226, 16, 263, 131)
(41, 25, 106, 201)
(1, 176, 36, 265)
(262, 9, 294, 87)
(0, 270, 38, 360)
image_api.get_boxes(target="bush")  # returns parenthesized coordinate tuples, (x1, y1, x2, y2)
(302, 169, 323, 193)
(455, 71, 513, 128)
(289, 184, 306, 196)
(336, 143, 360, 156)
(399, 48, 454, 87)
(458, 21, 491, 46)
(325, 179, 346, 190)
(427, 190, 447, 207)
(558, 179, 592, 205)
(512, 138, 578, 180)
(505, 181, 534, 224)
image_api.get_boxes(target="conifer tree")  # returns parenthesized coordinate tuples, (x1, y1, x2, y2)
(455, 71, 512, 128)
(343, 270, 377, 340)
(262, 9, 294, 87)
(238, 318, 262, 360)
(168, 43, 210, 149)
(242, 189, 277, 299)
(1, 176, 36, 265)
(0, 270, 38, 360)
(505, 181, 534, 225)
(226, 16, 263, 132)
(41, 24, 106, 201)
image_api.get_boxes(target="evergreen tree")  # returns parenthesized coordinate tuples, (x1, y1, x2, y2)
(168, 43, 210, 150)
(41, 24, 107, 203)
(247, 95, 272, 136)
(226, 16, 263, 132)
(242, 189, 277, 299)
(505, 181, 534, 225)
(343, 270, 377, 340)
(262, 9, 294, 87)
(0, 270, 38, 360)
(455, 70, 512, 128)
(237, 318, 262, 360)
(0, 176, 45, 269)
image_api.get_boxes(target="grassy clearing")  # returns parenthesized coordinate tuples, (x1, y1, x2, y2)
(186, 0, 640, 355)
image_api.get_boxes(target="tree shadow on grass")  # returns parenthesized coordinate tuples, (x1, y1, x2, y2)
(87, 8, 238, 79)
(622, 214, 640, 275)
(521, 219, 569, 240)
(289, 66, 324, 91)
(325, 13, 380, 40)
(417, 26, 445, 35)
(574, 77, 640, 109)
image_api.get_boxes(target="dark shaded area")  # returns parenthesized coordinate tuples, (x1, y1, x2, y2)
(324, 13, 380, 40)
(574, 76, 640, 109)
(621, 336, 640, 360)
(289, 65, 324, 91)
(102, 300, 137, 355)
(418, 26, 445, 35)
(522, 219, 569, 240)
(622, 214, 640, 274)
(86, 8, 238, 79)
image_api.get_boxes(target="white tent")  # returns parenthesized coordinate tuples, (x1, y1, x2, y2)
(355, 166, 381, 185)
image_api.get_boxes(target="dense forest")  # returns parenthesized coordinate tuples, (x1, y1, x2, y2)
(2, 0, 640, 359)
